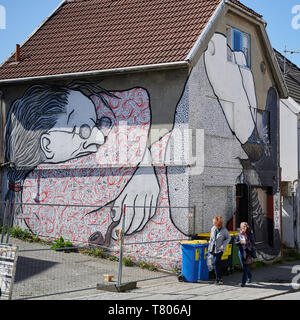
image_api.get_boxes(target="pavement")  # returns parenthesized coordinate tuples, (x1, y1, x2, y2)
(64, 259, 300, 301)
(6, 238, 300, 301)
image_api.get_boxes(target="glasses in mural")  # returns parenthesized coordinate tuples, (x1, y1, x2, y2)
(292, 5, 300, 30)
(0, 5, 6, 30)
(48, 117, 112, 140)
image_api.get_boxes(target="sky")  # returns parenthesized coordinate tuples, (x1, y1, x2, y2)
(242, 0, 300, 66)
(0, 0, 300, 67)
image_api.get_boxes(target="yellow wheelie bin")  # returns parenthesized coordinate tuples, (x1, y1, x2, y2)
(192, 232, 236, 274)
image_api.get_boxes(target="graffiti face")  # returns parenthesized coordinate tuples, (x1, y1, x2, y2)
(40, 90, 106, 163)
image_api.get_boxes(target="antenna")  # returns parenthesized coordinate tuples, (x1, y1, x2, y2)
(283, 46, 300, 78)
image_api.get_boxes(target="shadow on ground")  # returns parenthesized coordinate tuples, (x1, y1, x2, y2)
(14, 256, 58, 283)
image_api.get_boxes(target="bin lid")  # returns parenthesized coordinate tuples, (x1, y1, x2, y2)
(195, 233, 211, 237)
(180, 240, 208, 244)
(196, 231, 239, 238)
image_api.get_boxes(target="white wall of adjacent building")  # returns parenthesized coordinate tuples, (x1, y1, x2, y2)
(280, 97, 300, 249)
(280, 98, 300, 182)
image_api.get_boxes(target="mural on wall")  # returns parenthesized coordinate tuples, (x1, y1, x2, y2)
(4, 82, 190, 268)
(204, 33, 280, 257)
(4, 31, 281, 267)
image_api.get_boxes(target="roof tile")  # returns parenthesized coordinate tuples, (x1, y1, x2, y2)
(0, 0, 262, 80)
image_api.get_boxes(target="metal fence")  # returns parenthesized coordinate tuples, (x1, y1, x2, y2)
(0, 201, 194, 300)
(12, 243, 111, 300)
(117, 205, 194, 286)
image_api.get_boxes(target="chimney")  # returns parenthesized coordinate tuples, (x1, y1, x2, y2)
(15, 44, 20, 62)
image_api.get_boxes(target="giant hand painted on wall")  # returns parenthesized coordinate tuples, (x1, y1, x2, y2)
(4, 31, 281, 268)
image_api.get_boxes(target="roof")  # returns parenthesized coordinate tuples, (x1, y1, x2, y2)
(274, 49, 300, 105)
(0, 0, 263, 82)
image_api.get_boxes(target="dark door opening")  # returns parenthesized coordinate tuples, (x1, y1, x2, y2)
(236, 184, 249, 229)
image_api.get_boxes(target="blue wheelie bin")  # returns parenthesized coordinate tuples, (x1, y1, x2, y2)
(179, 240, 209, 282)
(198, 242, 209, 281)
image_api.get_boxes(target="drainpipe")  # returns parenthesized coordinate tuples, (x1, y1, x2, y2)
(292, 179, 299, 251)
(280, 168, 283, 257)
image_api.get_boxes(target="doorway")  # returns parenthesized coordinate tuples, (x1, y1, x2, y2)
(235, 184, 249, 229)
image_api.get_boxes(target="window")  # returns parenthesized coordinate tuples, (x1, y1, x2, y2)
(227, 26, 251, 67)
(256, 109, 271, 144)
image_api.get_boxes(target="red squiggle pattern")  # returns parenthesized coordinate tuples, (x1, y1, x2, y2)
(20, 88, 184, 269)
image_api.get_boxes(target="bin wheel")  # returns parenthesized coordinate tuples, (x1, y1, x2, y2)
(178, 275, 184, 282)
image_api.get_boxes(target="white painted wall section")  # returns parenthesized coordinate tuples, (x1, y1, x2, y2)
(280, 97, 300, 182)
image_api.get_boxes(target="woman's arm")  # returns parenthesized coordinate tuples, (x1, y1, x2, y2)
(208, 227, 215, 252)
(221, 229, 231, 249)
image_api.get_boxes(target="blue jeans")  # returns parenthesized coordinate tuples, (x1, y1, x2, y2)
(238, 251, 252, 285)
(213, 252, 223, 280)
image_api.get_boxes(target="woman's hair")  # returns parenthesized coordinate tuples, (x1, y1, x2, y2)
(4, 81, 115, 222)
(240, 222, 251, 233)
(213, 216, 223, 229)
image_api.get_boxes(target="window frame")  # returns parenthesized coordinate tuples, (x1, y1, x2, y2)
(226, 26, 251, 69)
(252, 108, 271, 144)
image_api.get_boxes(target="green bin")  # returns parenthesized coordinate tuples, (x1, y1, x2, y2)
(229, 231, 241, 269)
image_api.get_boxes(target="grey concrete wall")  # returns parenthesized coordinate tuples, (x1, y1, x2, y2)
(187, 54, 247, 233)
(0, 67, 188, 137)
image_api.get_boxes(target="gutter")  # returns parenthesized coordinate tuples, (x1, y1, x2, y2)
(0, 61, 190, 84)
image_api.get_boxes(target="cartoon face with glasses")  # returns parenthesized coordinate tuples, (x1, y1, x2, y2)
(5, 83, 160, 245)
(40, 90, 112, 163)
